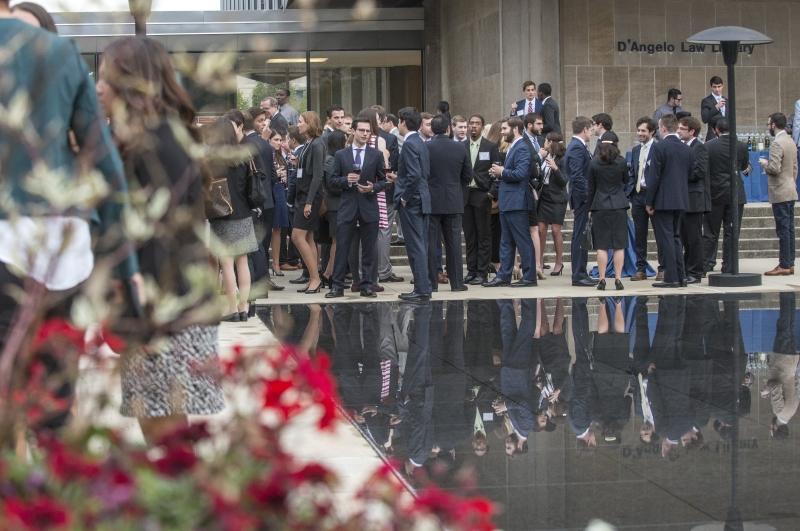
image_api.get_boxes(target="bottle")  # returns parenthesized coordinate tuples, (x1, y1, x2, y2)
(765, 134, 771, 150)
(746, 136, 752, 151)
(757, 133, 765, 151)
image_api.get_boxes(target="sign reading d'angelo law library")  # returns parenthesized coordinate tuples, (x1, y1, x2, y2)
(617, 39, 756, 55)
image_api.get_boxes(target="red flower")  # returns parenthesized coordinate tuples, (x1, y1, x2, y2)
(33, 318, 85, 352)
(412, 486, 496, 529)
(152, 445, 197, 477)
(261, 378, 302, 421)
(155, 422, 210, 449)
(3, 496, 70, 529)
(290, 463, 334, 485)
(246, 474, 289, 512)
(45, 439, 101, 482)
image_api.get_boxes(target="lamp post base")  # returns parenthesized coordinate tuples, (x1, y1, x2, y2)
(707, 272, 762, 287)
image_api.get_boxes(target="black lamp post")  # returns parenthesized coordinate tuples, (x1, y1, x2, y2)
(128, 0, 152, 36)
(687, 27, 772, 287)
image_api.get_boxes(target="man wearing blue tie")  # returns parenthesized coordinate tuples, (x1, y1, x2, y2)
(394, 107, 433, 303)
(564, 116, 598, 287)
(483, 117, 537, 287)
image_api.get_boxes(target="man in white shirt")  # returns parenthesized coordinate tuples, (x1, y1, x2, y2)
(276, 87, 300, 125)
(701, 76, 726, 140)
(629, 117, 661, 281)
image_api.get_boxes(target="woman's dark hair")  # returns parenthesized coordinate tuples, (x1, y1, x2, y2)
(288, 125, 305, 145)
(596, 141, 620, 164)
(356, 107, 380, 135)
(225, 109, 245, 128)
(267, 129, 287, 166)
(325, 129, 347, 154)
(545, 132, 565, 159)
(141, 38, 197, 135)
(204, 117, 238, 147)
(12, 2, 57, 33)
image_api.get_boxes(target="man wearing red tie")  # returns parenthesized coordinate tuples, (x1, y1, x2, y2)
(510, 80, 542, 118)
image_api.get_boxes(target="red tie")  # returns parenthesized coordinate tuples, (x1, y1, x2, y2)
(527, 101, 533, 114)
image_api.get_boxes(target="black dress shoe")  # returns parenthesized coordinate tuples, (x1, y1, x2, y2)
(469, 275, 487, 285)
(238, 312, 248, 322)
(464, 273, 477, 284)
(685, 276, 701, 285)
(380, 273, 405, 283)
(510, 280, 537, 288)
(398, 291, 431, 303)
(221, 313, 240, 322)
(482, 277, 510, 287)
(572, 278, 599, 287)
(289, 274, 310, 285)
(451, 285, 469, 292)
(266, 279, 285, 291)
(325, 289, 344, 298)
(652, 281, 681, 288)
(360, 288, 377, 298)
(597, 279, 606, 291)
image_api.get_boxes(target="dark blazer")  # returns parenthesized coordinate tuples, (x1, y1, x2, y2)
(295, 136, 326, 206)
(329, 145, 386, 224)
(512, 97, 542, 117)
(322, 154, 340, 212)
(395, 132, 431, 213)
(269, 111, 288, 137)
(644, 135, 692, 211)
(587, 157, 630, 211)
(626, 141, 653, 197)
(705, 134, 749, 205)
(540, 97, 561, 135)
(427, 134, 472, 215)
(461, 137, 500, 202)
(539, 156, 568, 204)
(497, 137, 533, 212)
(701, 94, 724, 141)
(564, 137, 592, 208)
(378, 128, 399, 204)
(244, 132, 276, 210)
(523, 135, 542, 183)
(686, 138, 711, 213)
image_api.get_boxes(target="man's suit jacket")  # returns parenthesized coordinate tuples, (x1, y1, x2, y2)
(497, 137, 533, 212)
(377, 129, 399, 203)
(626, 141, 653, 197)
(426, 134, 472, 215)
(269, 111, 288, 136)
(540, 97, 561, 135)
(244, 132, 276, 210)
(564, 137, 592, 209)
(687, 138, 711, 213)
(645, 134, 691, 211)
(701, 94, 724, 141)
(329, 145, 386, 224)
(512, 97, 542, 117)
(462, 137, 500, 207)
(764, 130, 799, 204)
(395, 132, 431, 213)
(705, 134, 749, 205)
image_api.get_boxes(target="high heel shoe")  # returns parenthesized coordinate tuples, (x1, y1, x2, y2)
(304, 281, 323, 294)
(221, 312, 240, 322)
(248, 301, 257, 318)
(597, 279, 606, 291)
(271, 267, 284, 277)
(615, 279, 624, 291)
(537, 271, 546, 280)
(320, 275, 330, 288)
(550, 264, 564, 276)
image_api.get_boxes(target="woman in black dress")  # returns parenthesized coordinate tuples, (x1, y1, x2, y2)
(537, 133, 568, 276)
(587, 138, 630, 290)
(291, 111, 326, 294)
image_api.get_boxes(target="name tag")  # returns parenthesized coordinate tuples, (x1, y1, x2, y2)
(296, 168, 303, 179)
(479, 152, 490, 161)
(516, 109, 524, 116)
(483, 412, 494, 422)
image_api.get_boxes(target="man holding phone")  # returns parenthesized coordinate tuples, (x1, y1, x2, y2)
(325, 118, 387, 298)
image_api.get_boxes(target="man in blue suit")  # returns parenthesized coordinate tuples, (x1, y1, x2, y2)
(510, 80, 542, 118)
(395, 107, 433, 303)
(483, 117, 537, 287)
(645, 115, 692, 287)
(325, 118, 387, 298)
(564, 116, 598, 287)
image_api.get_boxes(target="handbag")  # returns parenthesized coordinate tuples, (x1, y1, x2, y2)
(204, 174, 233, 220)
(581, 216, 593, 250)
(246, 158, 267, 209)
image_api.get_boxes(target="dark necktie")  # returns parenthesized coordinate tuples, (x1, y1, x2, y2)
(354, 148, 362, 168)
(527, 101, 533, 114)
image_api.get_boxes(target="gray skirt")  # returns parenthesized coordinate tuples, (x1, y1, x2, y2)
(209, 217, 259, 257)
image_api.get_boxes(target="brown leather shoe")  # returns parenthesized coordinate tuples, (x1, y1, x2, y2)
(437, 272, 449, 284)
(655, 270, 664, 281)
(351, 285, 361, 292)
(765, 266, 793, 276)
(373, 284, 385, 292)
(630, 271, 647, 281)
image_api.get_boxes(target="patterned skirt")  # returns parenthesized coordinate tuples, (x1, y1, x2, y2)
(209, 217, 259, 257)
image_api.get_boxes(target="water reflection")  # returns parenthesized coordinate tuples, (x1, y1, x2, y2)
(260, 293, 800, 530)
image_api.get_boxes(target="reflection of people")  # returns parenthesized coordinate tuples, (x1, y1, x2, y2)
(631, 296, 660, 445)
(765, 292, 799, 439)
(568, 298, 598, 448)
(592, 298, 632, 444)
(533, 299, 570, 420)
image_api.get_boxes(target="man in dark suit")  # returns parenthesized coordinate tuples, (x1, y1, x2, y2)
(483, 117, 537, 287)
(426, 114, 472, 292)
(701, 76, 726, 141)
(463, 114, 500, 285)
(569, 298, 598, 448)
(395, 107, 432, 303)
(325, 118, 386, 298)
(628, 117, 661, 281)
(537, 82, 561, 135)
(260, 96, 288, 137)
(645, 115, 692, 287)
(510, 80, 542, 118)
(677, 116, 710, 283)
(703, 118, 750, 274)
(564, 116, 597, 286)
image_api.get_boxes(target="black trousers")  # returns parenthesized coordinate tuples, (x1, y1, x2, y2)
(249, 208, 273, 282)
(398, 202, 432, 294)
(703, 202, 744, 273)
(630, 191, 662, 273)
(333, 217, 378, 290)
(653, 210, 685, 283)
(570, 201, 590, 281)
(428, 213, 464, 290)
(463, 194, 492, 276)
(681, 211, 704, 278)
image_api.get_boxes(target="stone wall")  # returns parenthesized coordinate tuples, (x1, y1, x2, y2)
(560, 0, 800, 147)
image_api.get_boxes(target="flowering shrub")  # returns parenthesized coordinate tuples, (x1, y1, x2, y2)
(0, 320, 496, 530)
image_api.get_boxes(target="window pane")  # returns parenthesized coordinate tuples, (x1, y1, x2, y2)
(309, 51, 422, 115)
